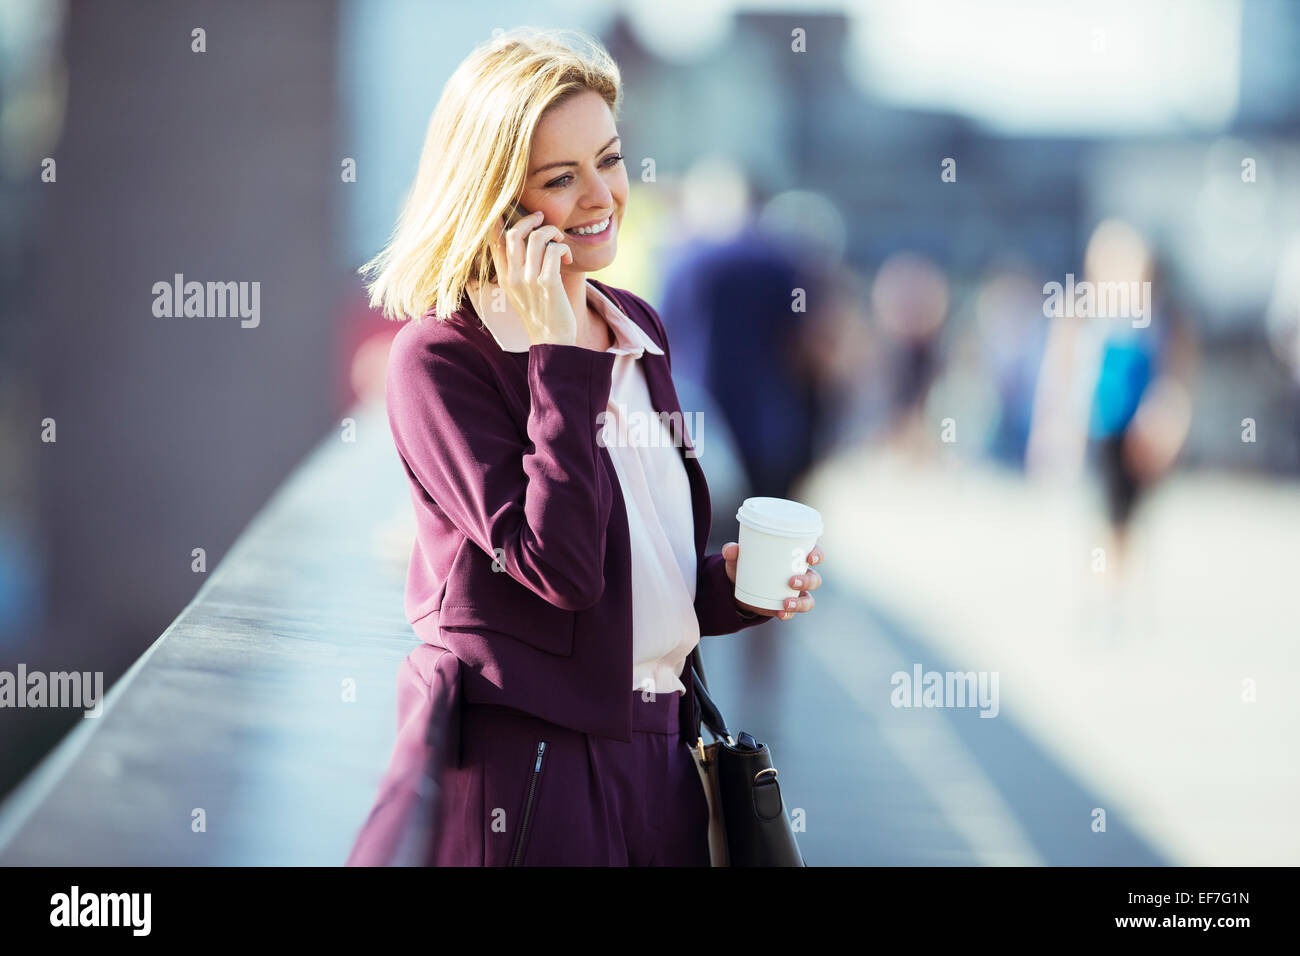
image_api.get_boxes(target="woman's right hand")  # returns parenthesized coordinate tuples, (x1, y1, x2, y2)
(489, 210, 577, 347)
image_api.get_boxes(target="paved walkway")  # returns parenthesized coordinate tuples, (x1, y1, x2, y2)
(707, 445, 1296, 865)
(8, 402, 1287, 865)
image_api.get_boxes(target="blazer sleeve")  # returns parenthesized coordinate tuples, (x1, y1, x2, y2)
(613, 286, 770, 637)
(696, 552, 770, 636)
(386, 333, 617, 612)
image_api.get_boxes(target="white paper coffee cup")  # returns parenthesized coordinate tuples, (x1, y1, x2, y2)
(734, 497, 824, 611)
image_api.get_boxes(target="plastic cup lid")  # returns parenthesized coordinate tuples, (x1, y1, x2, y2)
(736, 497, 823, 538)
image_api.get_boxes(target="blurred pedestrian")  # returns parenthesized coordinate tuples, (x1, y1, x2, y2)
(658, 223, 828, 500)
(1028, 220, 1197, 629)
(871, 252, 951, 462)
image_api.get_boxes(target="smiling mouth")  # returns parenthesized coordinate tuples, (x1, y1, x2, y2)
(565, 217, 611, 236)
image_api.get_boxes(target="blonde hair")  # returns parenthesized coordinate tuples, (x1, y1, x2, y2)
(361, 27, 622, 322)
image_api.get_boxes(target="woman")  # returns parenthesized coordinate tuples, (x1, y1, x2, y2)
(345, 27, 824, 867)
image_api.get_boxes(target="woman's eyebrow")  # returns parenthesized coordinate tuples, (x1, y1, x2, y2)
(529, 136, 621, 177)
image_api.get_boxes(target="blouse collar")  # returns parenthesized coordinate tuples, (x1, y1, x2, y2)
(466, 279, 664, 358)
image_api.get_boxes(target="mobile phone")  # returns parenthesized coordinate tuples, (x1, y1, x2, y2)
(503, 201, 533, 229)
(503, 202, 564, 250)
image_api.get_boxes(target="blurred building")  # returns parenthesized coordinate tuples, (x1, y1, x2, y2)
(0, 0, 346, 801)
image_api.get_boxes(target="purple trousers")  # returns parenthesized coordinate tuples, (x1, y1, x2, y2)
(346, 642, 710, 866)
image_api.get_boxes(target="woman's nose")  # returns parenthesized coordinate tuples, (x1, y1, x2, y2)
(580, 172, 614, 206)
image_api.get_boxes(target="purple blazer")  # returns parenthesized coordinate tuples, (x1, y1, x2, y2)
(384, 278, 767, 746)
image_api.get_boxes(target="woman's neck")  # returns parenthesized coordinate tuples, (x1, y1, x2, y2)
(561, 271, 589, 329)
(564, 271, 612, 350)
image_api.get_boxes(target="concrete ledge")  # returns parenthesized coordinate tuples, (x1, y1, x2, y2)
(0, 399, 418, 865)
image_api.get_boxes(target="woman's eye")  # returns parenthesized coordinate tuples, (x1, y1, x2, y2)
(545, 155, 625, 189)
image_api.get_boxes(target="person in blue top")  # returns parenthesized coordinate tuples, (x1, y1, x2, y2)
(1089, 262, 1196, 559)
(1029, 220, 1197, 590)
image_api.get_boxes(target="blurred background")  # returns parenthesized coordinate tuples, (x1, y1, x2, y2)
(0, 0, 1297, 864)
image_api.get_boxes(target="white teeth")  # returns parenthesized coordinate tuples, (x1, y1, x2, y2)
(566, 217, 610, 236)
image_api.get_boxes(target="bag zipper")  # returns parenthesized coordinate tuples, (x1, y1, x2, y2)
(509, 741, 547, 866)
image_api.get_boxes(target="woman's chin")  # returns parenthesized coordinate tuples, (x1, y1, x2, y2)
(565, 248, 617, 273)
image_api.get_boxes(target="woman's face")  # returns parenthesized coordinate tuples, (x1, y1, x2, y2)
(515, 90, 627, 275)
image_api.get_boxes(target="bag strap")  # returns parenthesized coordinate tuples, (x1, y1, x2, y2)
(689, 645, 732, 743)
(690, 644, 709, 691)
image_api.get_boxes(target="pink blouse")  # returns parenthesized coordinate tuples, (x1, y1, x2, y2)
(464, 279, 701, 696)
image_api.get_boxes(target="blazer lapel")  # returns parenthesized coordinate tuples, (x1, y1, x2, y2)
(598, 284, 712, 562)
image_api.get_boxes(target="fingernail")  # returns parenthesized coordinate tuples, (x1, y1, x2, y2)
(786, 598, 797, 609)
(792, 578, 803, 588)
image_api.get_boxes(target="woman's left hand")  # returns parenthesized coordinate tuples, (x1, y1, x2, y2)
(722, 542, 824, 622)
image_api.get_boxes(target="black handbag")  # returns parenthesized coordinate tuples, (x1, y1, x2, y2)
(686, 645, 806, 867)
